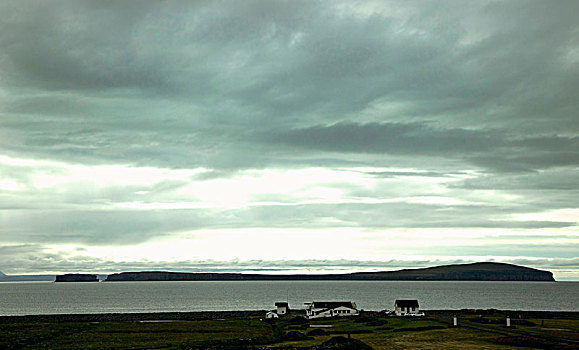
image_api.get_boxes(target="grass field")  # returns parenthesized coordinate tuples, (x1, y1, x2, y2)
(1, 310, 577, 349)
(0, 319, 273, 349)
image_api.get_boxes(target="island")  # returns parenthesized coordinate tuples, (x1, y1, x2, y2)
(55, 274, 99, 282)
(0, 271, 57, 282)
(104, 262, 555, 282)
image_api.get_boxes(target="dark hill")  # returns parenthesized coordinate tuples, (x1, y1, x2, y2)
(55, 274, 99, 282)
(105, 262, 554, 282)
(349, 262, 555, 281)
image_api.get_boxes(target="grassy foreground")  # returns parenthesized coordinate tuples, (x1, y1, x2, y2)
(1, 310, 577, 349)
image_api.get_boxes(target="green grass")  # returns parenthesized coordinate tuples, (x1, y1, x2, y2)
(2, 312, 577, 349)
(1, 319, 273, 350)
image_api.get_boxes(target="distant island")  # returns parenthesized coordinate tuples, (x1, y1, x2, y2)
(55, 274, 99, 282)
(0, 271, 56, 282)
(105, 262, 555, 282)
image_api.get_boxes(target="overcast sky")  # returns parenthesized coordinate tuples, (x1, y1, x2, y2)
(0, 0, 577, 279)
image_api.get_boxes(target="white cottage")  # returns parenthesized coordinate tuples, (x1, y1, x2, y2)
(275, 302, 289, 315)
(265, 311, 279, 319)
(304, 301, 359, 319)
(394, 299, 420, 316)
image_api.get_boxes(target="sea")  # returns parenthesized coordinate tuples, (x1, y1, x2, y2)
(0, 281, 577, 316)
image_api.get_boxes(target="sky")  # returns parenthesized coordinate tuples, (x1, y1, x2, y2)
(0, 0, 578, 280)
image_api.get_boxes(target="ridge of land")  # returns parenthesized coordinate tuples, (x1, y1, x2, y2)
(104, 262, 555, 282)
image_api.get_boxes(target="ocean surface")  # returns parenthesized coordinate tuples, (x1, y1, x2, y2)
(0, 281, 577, 316)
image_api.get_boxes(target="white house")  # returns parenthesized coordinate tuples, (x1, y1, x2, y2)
(265, 311, 279, 319)
(304, 301, 359, 319)
(275, 302, 289, 315)
(394, 299, 420, 316)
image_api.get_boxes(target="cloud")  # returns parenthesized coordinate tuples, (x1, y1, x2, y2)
(2, 246, 577, 279)
(455, 168, 579, 191)
(0, 1, 164, 92)
(268, 122, 579, 173)
(268, 122, 501, 155)
(0, 156, 576, 247)
(0, 1, 577, 275)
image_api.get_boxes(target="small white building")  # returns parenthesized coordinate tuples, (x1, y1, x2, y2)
(304, 301, 359, 319)
(394, 299, 420, 316)
(275, 302, 289, 315)
(265, 311, 279, 319)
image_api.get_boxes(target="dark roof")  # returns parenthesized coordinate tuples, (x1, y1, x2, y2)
(275, 302, 289, 307)
(395, 299, 419, 307)
(310, 301, 355, 309)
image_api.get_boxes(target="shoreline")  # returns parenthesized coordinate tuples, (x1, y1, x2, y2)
(0, 310, 265, 323)
(1, 309, 577, 324)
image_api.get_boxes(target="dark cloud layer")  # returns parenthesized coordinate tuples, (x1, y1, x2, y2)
(269, 122, 502, 155)
(269, 122, 579, 173)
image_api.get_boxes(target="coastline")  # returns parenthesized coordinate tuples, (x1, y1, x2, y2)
(0, 310, 265, 324)
(2, 309, 577, 349)
(1, 309, 576, 324)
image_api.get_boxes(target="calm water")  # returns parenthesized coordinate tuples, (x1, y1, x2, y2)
(0, 281, 577, 316)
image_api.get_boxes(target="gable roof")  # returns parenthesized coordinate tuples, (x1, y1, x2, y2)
(275, 302, 289, 307)
(309, 301, 356, 309)
(395, 299, 419, 307)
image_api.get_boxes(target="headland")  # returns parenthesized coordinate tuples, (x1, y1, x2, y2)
(104, 262, 555, 282)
